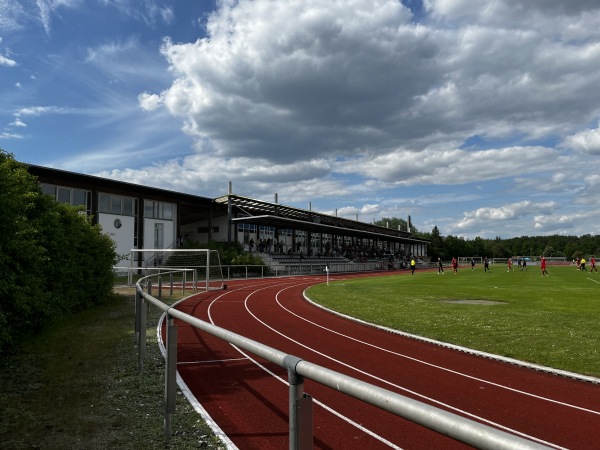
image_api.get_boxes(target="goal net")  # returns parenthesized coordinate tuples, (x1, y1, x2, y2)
(458, 257, 482, 266)
(129, 248, 225, 291)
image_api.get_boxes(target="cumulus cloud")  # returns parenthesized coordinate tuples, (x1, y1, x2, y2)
(138, 92, 163, 111)
(144, 0, 600, 176)
(456, 200, 557, 231)
(562, 125, 600, 155)
(0, 54, 17, 66)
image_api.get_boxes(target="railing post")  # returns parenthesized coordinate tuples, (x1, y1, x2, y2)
(134, 289, 141, 343)
(138, 294, 147, 375)
(284, 356, 313, 450)
(158, 276, 162, 302)
(164, 314, 178, 436)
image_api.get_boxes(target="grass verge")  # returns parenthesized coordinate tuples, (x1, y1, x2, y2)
(0, 288, 224, 450)
(307, 265, 600, 378)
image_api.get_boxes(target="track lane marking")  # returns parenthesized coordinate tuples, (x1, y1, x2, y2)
(269, 284, 600, 417)
(235, 281, 567, 449)
(204, 280, 402, 448)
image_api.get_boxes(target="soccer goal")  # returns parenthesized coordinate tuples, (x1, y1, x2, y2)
(129, 248, 225, 291)
(458, 257, 482, 266)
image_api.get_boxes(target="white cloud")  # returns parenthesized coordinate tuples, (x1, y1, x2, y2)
(0, 54, 17, 66)
(562, 125, 600, 155)
(138, 92, 163, 111)
(455, 200, 557, 233)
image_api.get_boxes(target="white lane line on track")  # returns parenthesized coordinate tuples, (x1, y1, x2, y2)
(274, 284, 600, 417)
(241, 281, 567, 449)
(177, 357, 248, 365)
(205, 281, 402, 449)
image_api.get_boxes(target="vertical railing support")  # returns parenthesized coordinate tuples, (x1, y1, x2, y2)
(134, 289, 141, 343)
(164, 314, 178, 436)
(138, 294, 147, 375)
(284, 356, 313, 450)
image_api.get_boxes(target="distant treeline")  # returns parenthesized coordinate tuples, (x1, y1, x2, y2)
(375, 218, 599, 260)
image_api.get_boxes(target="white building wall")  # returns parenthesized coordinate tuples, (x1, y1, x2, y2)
(143, 218, 175, 249)
(98, 213, 135, 265)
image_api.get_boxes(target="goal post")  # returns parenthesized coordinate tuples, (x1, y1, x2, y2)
(458, 257, 482, 266)
(129, 248, 225, 291)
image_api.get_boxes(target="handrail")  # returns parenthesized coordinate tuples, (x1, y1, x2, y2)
(135, 272, 552, 450)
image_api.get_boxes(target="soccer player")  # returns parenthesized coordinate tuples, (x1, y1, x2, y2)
(507, 258, 513, 272)
(591, 256, 597, 273)
(540, 256, 549, 276)
(484, 257, 491, 273)
(452, 256, 458, 274)
(410, 257, 416, 274)
(437, 257, 445, 274)
(580, 257, 587, 271)
(471, 258, 476, 270)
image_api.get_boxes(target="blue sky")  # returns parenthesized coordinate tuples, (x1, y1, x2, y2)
(2, 0, 600, 239)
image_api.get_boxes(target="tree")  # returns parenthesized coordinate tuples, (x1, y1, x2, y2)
(0, 150, 117, 355)
(428, 226, 443, 258)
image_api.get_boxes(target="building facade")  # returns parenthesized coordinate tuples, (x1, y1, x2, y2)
(28, 165, 429, 265)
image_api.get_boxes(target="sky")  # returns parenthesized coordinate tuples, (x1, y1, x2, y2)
(2, 0, 600, 240)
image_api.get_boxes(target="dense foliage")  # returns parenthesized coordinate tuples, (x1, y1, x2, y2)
(0, 150, 117, 355)
(420, 225, 600, 260)
(374, 219, 599, 260)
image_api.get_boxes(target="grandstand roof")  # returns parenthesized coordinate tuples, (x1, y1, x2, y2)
(214, 194, 429, 244)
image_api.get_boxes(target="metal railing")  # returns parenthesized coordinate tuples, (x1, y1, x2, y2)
(134, 271, 551, 450)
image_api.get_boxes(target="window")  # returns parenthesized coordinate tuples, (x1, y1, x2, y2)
(99, 193, 137, 216)
(57, 187, 71, 203)
(41, 183, 91, 215)
(144, 200, 175, 220)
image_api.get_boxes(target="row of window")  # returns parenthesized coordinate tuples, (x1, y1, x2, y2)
(41, 184, 174, 220)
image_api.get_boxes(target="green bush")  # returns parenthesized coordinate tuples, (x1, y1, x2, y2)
(0, 150, 117, 355)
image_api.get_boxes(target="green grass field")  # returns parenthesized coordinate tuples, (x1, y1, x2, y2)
(306, 264, 600, 378)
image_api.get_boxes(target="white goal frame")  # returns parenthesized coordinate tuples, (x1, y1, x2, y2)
(128, 248, 225, 291)
(458, 257, 482, 266)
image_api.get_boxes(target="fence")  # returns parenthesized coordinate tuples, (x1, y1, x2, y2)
(118, 261, 400, 285)
(134, 270, 551, 450)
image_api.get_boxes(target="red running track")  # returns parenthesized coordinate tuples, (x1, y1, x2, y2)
(166, 272, 600, 449)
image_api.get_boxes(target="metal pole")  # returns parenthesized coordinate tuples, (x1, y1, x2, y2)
(285, 356, 313, 450)
(164, 314, 178, 436)
(134, 289, 141, 343)
(206, 250, 210, 291)
(138, 295, 146, 375)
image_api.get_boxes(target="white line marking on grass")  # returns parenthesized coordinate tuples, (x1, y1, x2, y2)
(587, 277, 600, 284)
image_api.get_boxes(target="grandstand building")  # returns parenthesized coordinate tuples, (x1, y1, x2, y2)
(28, 165, 429, 266)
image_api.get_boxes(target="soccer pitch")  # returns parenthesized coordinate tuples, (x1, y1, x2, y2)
(306, 264, 600, 378)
